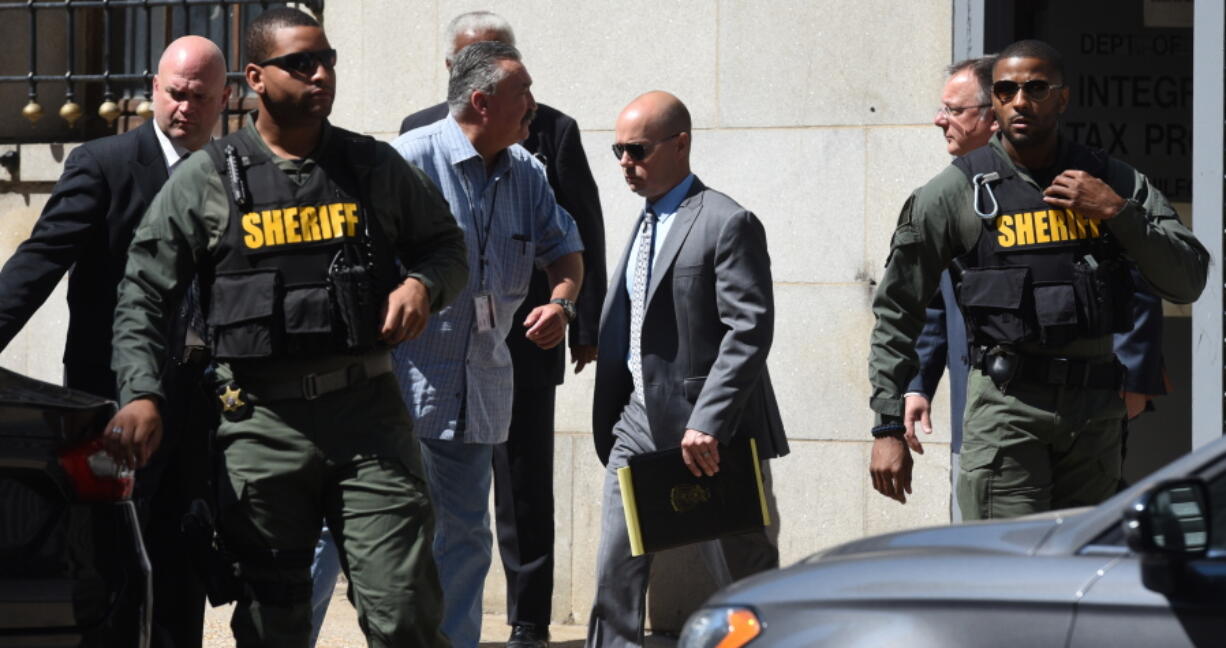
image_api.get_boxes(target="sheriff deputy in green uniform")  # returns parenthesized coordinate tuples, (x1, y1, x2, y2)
(867, 39, 1208, 520)
(103, 8, 467, 647)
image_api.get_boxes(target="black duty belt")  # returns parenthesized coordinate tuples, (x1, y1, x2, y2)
(242, 352, 393, 401)
(970, 346, 1123, 390)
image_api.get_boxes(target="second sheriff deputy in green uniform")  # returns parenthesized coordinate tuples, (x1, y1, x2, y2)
(105, 13, 467, 646)
(867, 44, 1208, 521)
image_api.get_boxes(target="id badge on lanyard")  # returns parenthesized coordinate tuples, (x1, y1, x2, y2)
(473, 290, 496, 332)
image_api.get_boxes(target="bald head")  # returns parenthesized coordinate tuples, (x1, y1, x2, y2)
(621, 91, 692, 138)
(614, 91, 692, 201)
(152, 36, 230, 151)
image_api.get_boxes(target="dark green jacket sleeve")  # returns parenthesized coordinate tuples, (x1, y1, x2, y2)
(372, 142, 469, 312)
(868, 166, 980, 425)
(112, 152, 225, 405)
(1102, 159, 1208, 304)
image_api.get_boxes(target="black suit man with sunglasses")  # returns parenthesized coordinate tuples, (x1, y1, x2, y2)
(867, 39, 1208, 520)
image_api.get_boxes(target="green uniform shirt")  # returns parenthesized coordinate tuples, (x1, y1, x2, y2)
(112, 119, 469, 405)
(868, 134, 1208, 426)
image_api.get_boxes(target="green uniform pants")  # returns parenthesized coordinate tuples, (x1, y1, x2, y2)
(214, 366, 448, 648)
(956, 368, 1124, 521)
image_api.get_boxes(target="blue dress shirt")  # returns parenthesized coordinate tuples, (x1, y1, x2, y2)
(390, 116, 584, 443)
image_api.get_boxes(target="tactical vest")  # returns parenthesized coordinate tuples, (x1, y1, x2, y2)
(951, 141, 1134, 348)
(201, 125, 398, 361)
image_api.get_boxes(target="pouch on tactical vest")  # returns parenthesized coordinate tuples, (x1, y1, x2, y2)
(951, 141, 1134, 348)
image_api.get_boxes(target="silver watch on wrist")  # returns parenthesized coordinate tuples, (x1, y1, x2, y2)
(550, 297, 577, 322)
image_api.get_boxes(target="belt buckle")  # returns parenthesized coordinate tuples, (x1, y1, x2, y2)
(302, 373, 320, 400)
(1049, 357, 1070, 385)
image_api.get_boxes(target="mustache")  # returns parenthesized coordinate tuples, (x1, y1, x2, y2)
(523, 108, 537, 124)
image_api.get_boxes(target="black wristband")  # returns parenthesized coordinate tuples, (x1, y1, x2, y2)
(871, 423, 906, 439)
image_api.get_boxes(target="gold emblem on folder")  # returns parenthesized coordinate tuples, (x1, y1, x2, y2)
(669, 483, 711, 512)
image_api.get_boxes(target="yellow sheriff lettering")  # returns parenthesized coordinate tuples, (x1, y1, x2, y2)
(1034, 210, 1050, 243)
(993, 208, 1103, 249)
(1048, 209, 1069, 242)
(240, 202, 360, 249)
(1015, 212, 1035, 246)
(343, 203, 359, 237)
(242, 212, 264, 249)
(284, 206, 302, 244)
(263, 209, 284, 247)
(996, 214, 1016, 248)
(302, 206, 322, 241)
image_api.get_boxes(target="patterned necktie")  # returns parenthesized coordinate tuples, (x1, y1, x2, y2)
(629, 208, 657, 403)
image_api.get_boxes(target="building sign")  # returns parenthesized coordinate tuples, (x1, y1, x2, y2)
(1040, 0, 1193, 201)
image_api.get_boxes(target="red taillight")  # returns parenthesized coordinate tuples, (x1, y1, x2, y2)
(57, 438, 135, 501)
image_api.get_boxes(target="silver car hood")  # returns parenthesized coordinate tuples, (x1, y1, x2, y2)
(810, 510, 1080, 562)
(709, 511, 1102, 609)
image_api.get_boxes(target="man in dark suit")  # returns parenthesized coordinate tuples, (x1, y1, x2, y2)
(586, 91, 788, 648)
(395, 12, 606, 648)
(901, 57, 994, 520)
(0, 35, 230, 648)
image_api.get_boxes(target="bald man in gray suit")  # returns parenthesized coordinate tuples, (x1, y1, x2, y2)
(586, 91, 788, 648)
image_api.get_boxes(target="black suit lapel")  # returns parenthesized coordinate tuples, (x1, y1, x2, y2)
(130, 122, 170, 206)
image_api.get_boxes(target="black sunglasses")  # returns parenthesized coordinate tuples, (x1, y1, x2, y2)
(992, 80, 1064, 103)
(612, 132, 683, 162)
(258, 48, 338, 75)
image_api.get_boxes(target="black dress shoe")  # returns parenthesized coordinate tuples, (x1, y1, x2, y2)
(507, 623, 550, 648)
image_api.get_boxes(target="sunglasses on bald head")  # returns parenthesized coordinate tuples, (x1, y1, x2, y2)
(612, 132, 683, 162)
(258, 48, 337, 75)
(991, 79, 1063, 103)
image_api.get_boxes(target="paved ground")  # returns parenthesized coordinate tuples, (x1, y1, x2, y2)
(203, 581, 677, 647)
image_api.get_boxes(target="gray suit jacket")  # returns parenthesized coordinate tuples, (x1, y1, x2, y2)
(592, 177, 788, 465)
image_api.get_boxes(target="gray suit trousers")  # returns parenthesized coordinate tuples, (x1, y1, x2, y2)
(585, 398, 778, 648)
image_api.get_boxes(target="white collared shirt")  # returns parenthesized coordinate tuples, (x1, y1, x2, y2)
(151, 118, 191, 172)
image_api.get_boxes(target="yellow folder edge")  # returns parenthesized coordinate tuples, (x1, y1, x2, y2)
(617, 466, 646, 556)
(751, 438, 771, 527)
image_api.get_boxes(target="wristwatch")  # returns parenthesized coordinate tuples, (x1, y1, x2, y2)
(550, 297, 577, 322)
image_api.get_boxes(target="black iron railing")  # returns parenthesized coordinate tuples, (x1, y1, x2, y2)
(0, 0, 323, 134)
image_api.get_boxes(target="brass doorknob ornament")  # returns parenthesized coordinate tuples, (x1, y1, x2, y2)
(22, 100, 43, 124)
(60, 101, 83, 126)
(98, 100, 120, 125)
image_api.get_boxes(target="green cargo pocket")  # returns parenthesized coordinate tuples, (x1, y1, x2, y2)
(956, 443, 1000, 521)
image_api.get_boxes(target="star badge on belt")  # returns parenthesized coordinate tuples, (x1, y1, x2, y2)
(217, 382, 254, 422)
(219, 384, 245, 412)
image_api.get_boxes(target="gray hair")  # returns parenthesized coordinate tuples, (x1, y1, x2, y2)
(444, 11, 516, 63)
(447, 40, 522, 118)
(946, 55, 996, 109)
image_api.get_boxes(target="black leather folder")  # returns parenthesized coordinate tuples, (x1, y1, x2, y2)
(617, 438, 770, 556)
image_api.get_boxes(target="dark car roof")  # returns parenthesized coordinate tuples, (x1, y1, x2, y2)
(0, 367, 112, 410)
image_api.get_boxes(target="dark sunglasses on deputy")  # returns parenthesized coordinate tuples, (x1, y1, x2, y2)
(259, 48, 338, 75)
(992, 80, 1063, 103)
(611, 133, 682, 162)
